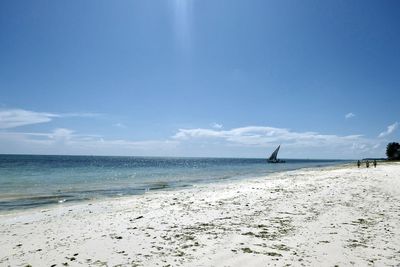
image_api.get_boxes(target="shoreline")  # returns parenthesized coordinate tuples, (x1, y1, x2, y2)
(0, 160, 348, 215)
(1, 162, 399, 266)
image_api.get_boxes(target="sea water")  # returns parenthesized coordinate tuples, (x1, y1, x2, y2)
(0, 155, 346, 211)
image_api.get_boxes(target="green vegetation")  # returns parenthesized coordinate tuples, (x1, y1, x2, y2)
(386, 142, 400, 160)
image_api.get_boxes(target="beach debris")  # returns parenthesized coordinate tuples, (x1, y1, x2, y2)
(265, 251, 282, 257)
(242, 231, 255, 236)
(271, 244, 291, 251)
(175, 250, 185, 257)
(347, 239, 368, 248)
(65, 256, 76, 261)
(130, 262, 140, 267)
(130, 215, 144, 222)
(92, 260, 108, 266)
(241, 247, 255, 253)
(110, 233, 123, 240)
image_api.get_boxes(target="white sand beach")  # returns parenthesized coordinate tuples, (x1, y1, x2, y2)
(1, 163, 399, 267)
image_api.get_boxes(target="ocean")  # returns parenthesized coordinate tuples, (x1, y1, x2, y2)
(0, 155, 346, 212)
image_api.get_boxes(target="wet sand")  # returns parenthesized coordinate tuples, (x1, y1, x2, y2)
(1, 162, 399, 266)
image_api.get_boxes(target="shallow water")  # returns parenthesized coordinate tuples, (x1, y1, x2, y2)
(0, 154, 347, 211)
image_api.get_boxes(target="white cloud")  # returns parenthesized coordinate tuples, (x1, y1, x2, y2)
(173, 126, 364, 147)
(0, 122, 387, 159)
(50, 128, 74, 141)
(211, 123, 223, 129)
(373, 143, 380, 149)
(60, 112, 100, 118)
(0, 129, 178, 156)
(0, 108, 100, 129)
(378, 122, 399, 138)
(171, 126, 386, 158)
(0, 109, 58, 129)
(345, 112, 355, 119)
(113, 123, 127, 128)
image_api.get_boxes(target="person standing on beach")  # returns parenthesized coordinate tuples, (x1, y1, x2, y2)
(373, 160, 377, 168)
(366, 160, 370, 168)
(357, 160, 361, 168)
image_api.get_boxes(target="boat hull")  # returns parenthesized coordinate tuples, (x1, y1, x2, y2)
(267, 159, 286, 163)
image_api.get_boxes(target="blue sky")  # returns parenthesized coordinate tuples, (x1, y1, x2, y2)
(0, 0, 399, 158)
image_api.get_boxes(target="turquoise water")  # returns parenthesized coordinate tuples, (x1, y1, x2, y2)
(0, 155, 346, 211)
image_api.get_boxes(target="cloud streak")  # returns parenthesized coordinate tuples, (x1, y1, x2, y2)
(345, 112, 355, 119)
(171, 126, 385, 158)
(0, 109, 58, 129)
(211, 123, 223, 129)
(378, 122, 399, 138)
(113, 123, 127, 128)
(0, 129, 178, 156)
(173, 126, 364, 147)
(0, 108, 100, 129)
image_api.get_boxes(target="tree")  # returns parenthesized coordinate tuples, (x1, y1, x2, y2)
(386, 142, 400, 160)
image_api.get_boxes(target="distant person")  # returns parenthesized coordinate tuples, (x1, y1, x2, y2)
(357, 160, 361, 168)
(373, 160, 377, 168)
(366, 160, 370, 168)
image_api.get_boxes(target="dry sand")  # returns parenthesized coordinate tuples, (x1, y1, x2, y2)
(1, 162, 399, 266)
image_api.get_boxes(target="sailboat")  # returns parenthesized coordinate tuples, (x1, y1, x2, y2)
(267, 145, 285, 163)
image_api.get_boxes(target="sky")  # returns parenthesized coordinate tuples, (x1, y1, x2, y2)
(0, 0, 399, 159)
